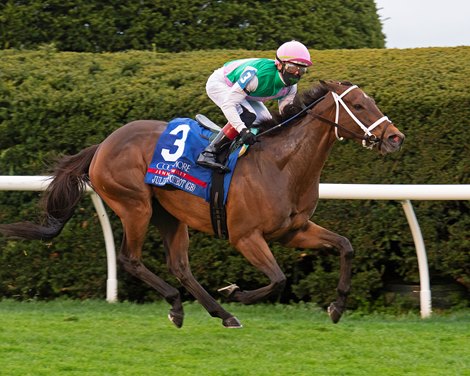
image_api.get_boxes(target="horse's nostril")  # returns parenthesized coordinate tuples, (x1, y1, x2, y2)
(389, 134, 402, 144)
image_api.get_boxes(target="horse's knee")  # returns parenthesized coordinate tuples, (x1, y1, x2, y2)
(118, 253, 132, 268)
(118, 252, 142, 274)
(118, 252, 128, 264)
(272, 274, 287, 294)
(338, 236, 354, 259)
(168, 260, 190, 283)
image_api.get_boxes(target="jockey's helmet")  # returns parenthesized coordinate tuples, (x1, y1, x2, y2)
(275, 41, 312, 86)
(276, 40, 312, 67)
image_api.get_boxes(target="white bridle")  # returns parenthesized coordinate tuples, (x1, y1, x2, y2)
(332, 85, 391, 148)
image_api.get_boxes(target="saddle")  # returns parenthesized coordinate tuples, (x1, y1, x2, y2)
(145, 116, 247, 240)
(195, 114, 222, 133)
(196, 113, 254, 158)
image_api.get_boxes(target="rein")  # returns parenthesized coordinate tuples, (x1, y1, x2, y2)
(255, 94, 327, 137)
(256, 85, 391, 150)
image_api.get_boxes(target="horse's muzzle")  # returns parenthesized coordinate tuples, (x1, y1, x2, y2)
(380, 130, 405, 154)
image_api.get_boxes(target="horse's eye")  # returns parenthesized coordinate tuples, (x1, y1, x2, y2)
(353, 104, 364, 111)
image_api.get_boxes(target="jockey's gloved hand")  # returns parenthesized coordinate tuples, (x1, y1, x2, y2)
(240, 128, 258, 145)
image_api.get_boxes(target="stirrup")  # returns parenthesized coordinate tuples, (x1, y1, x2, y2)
(196, 156, 231, 172)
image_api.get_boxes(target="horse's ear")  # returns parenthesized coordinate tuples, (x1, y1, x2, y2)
(321, 80, 349, 90)
(319, 80, 336, 90)
(319, 80, 330, 89)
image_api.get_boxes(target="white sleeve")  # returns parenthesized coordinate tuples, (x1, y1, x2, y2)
(220, 76, 259, 132)
(278, 85, 297, 114)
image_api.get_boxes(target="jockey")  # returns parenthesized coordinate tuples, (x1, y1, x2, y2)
(197, 40, 312, 172)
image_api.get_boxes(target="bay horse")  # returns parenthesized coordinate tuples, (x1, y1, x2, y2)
(0, 81, 404, 328)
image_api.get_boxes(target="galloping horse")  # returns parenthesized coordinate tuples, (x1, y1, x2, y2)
(0, 81, 404, 328)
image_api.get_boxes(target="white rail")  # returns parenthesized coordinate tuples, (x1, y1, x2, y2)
(322, 184, 470, 318)
(1, 177, 469, 317)
(319, 184, 470, 200)
(0, 176, 117, 303)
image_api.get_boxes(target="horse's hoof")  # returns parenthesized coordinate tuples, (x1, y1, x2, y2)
(218, 283, 240, 298)
(223, 316, 243, 328)
(168, 310, 184, 328)
(327, 302, 342, 324)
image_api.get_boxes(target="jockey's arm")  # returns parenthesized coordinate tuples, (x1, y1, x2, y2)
(220, 74, 259, 133)
(278, 85, 297, 115)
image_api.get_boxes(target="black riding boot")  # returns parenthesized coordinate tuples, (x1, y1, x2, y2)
(196, 130, 232, 172)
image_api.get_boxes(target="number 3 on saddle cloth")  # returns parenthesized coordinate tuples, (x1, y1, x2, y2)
(144, 117, 243, 238)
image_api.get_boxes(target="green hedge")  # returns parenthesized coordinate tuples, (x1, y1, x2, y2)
(0, 47, 469, 309)
(0, 0, 384, 52)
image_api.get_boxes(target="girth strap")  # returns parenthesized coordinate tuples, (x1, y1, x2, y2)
(210, 170, 229, 239)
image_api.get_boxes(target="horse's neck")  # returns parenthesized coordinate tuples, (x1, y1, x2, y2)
(267, 116, 335, 184)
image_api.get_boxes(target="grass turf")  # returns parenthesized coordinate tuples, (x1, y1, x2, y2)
(0, 300, 468, 375)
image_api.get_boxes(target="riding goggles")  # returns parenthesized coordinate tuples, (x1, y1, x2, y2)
(283, 62, 308, 76)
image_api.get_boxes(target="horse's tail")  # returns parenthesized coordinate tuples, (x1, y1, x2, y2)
(0, 144, 100, 240)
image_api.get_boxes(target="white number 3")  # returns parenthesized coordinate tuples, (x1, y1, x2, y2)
(161, 123, 190, 162)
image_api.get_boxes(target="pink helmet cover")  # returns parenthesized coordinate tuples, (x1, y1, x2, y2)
(276, 40, 312, 66)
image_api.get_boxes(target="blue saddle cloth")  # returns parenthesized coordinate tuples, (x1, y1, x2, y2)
(144, 118, 240, 203)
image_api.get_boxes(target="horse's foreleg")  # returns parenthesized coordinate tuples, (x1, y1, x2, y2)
(282, 220, 354, 324)
(160, 216, 241, 328)
(118, 233, 185, 328)
(226, 232, 287, 304)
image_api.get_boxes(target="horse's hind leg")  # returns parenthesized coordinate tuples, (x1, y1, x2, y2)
(118, 234, 184, 328)
(108, 198, 185, 327)
(282, 220, 354, 324)
(154, 202, 242, 328)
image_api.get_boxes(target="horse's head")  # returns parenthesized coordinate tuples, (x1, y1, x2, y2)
(318, 80, 405, 154)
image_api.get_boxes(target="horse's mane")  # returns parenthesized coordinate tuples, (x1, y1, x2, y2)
(256, 81, 351, 135)
(255, 82, 327, 134)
